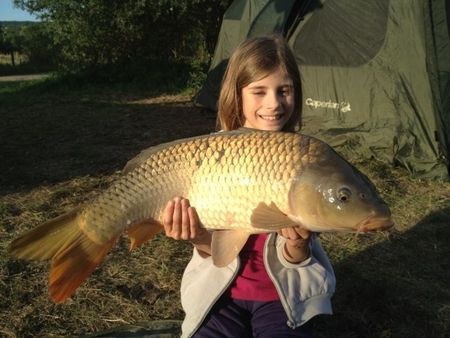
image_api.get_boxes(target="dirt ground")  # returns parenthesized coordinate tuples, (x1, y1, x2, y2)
(0, 88, 220, 337)
(0, 91, 218, 195)
(1, 83, 449, 338)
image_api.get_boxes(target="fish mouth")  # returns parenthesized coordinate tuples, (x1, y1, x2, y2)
(356, 216, 394, 233)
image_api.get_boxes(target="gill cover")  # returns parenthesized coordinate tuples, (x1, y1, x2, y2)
(289, 143, 391, 232)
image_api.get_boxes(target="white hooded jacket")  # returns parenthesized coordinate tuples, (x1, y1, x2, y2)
(180, 233, 336, 338)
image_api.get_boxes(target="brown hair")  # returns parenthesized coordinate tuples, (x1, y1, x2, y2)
(216, 35, 302, 132)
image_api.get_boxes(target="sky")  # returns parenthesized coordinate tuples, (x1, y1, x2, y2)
(0, 0, 39, 21)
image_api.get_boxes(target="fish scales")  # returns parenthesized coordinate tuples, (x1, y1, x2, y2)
(187, 132, 299, 233)
(80, 131, 301, 243)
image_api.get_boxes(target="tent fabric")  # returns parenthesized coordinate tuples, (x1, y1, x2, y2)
(292, 1, 389, 66)
(431, 0, 450, 156)
(195, 0, 450, 180)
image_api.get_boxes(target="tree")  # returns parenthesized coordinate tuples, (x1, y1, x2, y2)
(21, 23, 59, 66)
(14, 0, 232, 72)
(0, 23, 4, 56)
(0, 25, 24, 66)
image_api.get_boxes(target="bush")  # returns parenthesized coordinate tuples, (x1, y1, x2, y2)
(15, 0, 233, 77)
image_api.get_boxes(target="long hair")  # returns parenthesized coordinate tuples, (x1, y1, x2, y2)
(216, 35, 302, 132)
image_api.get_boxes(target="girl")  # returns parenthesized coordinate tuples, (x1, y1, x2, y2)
(163, 35, 335, 338)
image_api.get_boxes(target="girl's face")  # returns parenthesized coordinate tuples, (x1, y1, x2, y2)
(241, 70, 295, 131)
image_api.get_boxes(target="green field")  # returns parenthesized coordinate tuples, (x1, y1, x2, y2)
(0, 77, 449, 337)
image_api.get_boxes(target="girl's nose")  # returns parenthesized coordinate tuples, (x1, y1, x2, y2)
(264, 91, 281, 109)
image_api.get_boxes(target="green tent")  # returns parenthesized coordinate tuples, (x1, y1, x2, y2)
(195, 0, 450, 180)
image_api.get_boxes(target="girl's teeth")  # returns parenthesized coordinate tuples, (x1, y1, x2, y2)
(260, 115, 281, 120)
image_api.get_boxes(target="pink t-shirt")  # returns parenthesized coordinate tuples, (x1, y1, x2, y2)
(229, 234, 279, 301)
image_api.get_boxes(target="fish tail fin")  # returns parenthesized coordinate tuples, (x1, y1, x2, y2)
(9, 209, 82, 260)
(9, 209, 117, 303)
(49, 235, 116, 303)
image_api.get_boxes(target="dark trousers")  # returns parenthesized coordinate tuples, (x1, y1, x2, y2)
(193, 296, 313, 338)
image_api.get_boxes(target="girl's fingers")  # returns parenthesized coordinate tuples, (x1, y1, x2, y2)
(279, 226, 311, 240)
(163, 197, 198, 240)
(163, 200, 175, 233)
(171, 197, 182, 239)
(180, 198, 191, 240)
(188, 206, 200, 239)
(295, 227, 310, 240)
(279, 227, 297, 240)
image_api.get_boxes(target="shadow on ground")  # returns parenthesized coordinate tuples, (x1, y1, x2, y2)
(312, 206, 450, 338)
(0, 91, 216, 195)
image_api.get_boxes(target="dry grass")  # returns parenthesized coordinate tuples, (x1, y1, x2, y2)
(0, 77, 449, 337)
(314, 161, 450, 337)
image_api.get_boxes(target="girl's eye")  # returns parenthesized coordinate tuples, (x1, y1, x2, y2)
(252, 91, 265, 96)
(279, 88, 291, 96)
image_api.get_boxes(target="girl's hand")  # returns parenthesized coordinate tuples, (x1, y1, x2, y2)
(163, 197, 212, 254)
(278, 226, 311, 264)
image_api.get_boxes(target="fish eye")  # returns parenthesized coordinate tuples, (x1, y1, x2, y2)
(338, 187, 352, 203)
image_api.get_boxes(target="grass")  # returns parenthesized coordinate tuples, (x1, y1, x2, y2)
(0, 76, 449, 337)
(0, 53, 27, 66)
(0, 53, 54, 77)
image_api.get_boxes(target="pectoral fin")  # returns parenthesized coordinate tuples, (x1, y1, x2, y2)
(211, 230, 250, 267)
(127, 219, 163, 250)
(251, 202, 298, 229)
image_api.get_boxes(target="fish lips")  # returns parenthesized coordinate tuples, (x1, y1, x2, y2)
(356, 216, 394, 233)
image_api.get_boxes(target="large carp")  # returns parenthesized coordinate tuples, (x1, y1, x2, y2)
(9, 129, 393, 303)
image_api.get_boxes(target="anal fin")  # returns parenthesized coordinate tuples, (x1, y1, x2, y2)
(127, 219, 163, 250)
(211, 230, 250, 267)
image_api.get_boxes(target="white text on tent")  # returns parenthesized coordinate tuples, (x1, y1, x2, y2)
(305, 98, 351, 113)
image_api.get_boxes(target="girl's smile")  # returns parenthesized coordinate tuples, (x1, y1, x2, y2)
(241, 70, 294, 131)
